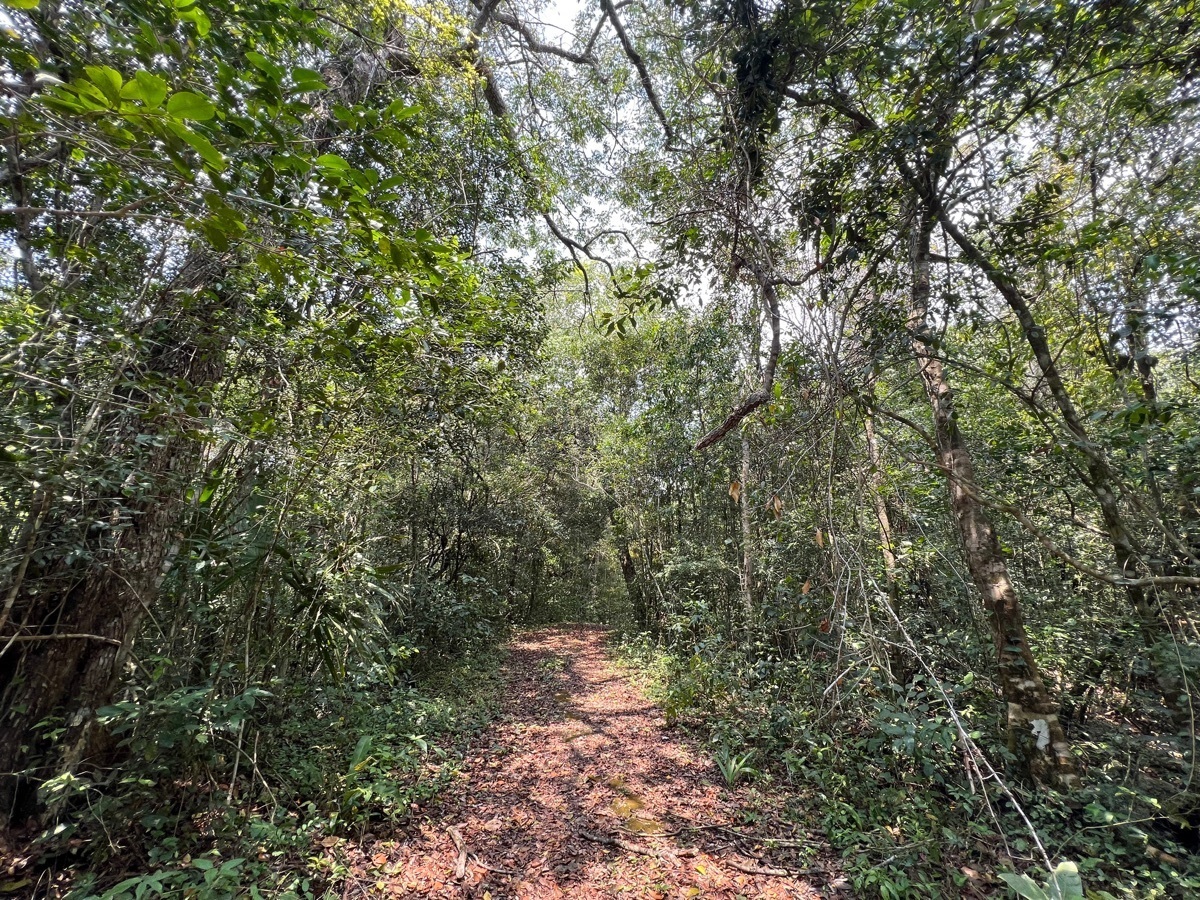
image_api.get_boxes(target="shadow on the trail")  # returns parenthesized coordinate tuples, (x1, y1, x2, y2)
(458, 627, 715, 897)
(375, 626, 815, 899)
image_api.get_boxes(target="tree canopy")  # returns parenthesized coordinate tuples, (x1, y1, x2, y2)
(1, 0, 1198, 896)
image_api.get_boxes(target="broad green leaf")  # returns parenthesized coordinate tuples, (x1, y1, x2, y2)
(386, 99, 419, 120)
(316, 153, 350, 172)
(291, 67, 327, 92)
(1048, 862, 1083, 900)
(83, 65, 123, 103)
(178, 6, 211, 36)
(165, 120, 226, 171)
(166, 90, 216, 121)
(245, 50, 284, 82)
(71, 79, 113, 109)
(133, 70, 168, 108)
(998, 872, 1050, 900)
(2, 0, 41, 10)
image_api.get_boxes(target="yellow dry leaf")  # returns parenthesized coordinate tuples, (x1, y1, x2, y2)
(815, 528, 825, 548)
(729, 481, 741, 502)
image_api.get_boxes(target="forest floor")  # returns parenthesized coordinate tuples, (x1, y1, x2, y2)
(338, 626, 843, 899)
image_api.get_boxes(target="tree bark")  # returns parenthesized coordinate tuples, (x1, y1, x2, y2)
(922, 194, 1182, 685)
(0, 252, 232, 824)
(738, 433, 756, 628)
(907, 210, 1078, 790)
(863, 413, 899, 607)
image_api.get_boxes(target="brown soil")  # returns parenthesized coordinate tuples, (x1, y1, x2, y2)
(342, 626, 838, 899)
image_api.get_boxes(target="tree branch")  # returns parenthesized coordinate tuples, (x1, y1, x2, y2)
(599, 0, 676, 147)
(694, 269, 781, 451)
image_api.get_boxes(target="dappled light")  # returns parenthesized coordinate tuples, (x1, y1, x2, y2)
(1, 0, 1197, 896)
(339, 627, 827, 898)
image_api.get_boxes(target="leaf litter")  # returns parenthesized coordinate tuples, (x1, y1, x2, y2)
(341, 626, 835, 898)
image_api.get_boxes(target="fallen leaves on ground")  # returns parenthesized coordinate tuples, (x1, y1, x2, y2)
(341, 626, 838, 898)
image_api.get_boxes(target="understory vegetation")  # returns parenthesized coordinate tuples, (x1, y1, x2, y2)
(2, 0, 1199, 897)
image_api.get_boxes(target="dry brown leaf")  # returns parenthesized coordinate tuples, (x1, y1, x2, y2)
(815, 528, 825, 548)
(801, 579, 811, 595)
(729, 481, 741, 503)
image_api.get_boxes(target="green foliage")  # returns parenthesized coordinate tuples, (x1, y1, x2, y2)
(42, 651, 503, 898)
(999, 862, 1086, 900)
(3, 0, 1200, 898)
(713, 746, 757, 787)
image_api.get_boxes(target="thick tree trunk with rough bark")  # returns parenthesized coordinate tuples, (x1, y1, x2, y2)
(907, 211, 1078, 790)
(0, 254, 231, 825)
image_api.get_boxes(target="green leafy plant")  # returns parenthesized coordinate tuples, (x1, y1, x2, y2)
(714, 746, 757, 787)
(998, 861, 1096, 900)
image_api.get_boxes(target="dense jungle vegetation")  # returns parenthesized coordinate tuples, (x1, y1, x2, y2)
(1, 0, 1199, 896)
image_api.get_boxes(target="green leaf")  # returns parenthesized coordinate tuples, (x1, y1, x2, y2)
(1, 0, 41, 10)
(386, 99, 419, 120)
(133, 70, 168, 108)
(998, 872, 1050, 900)
(165, 120, 226, 171)
(316, 153, 350, 172)
(245, 50, 284, 82)
(178, 5, 212, 36)
(166, 90, 216, 121)
(83, 65, 123, 104)
(291, 67, 327, 92)
(1048, 862, 1083, 900)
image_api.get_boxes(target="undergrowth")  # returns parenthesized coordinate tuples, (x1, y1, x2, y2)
(18, 648, 506, 899)
(613, 634, 1200, 899)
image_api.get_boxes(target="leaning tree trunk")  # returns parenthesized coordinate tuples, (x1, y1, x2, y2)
(929, 201, 1187, 707)
(0, 252, 232, 824)
(907, 209, 1078, 790)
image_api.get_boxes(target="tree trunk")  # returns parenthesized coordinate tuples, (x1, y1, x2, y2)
(618, 544, 648, 630)
(907, 211, 1078, 790)
(932, 207, 1183, 695)
(864, 413, 899, 607)
(0, 252, 232, 824)
(738, 433, 756, 628)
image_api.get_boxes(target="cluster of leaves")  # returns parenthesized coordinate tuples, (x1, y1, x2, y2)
(46, 650, 504, 898)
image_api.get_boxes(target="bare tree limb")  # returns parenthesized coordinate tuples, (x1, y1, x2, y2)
(599, 0, 676, 147)
(489, 9, 598, 65)
(694, 269, 781, 451)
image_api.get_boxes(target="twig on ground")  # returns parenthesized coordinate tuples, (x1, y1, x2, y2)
(727, 857, 793, 877)
(470, 853, 522, 876)
(448, 826, 468, 880)
(578, 828, 677, 864)
(449, 826, 522, 878)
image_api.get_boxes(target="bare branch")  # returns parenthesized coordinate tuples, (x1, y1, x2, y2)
(694, 269, 781, 451)
(599, 0, 676, 147)
(490, 9, 598, 65)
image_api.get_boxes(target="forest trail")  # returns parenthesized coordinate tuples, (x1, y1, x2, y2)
(345, 626, 833, 899)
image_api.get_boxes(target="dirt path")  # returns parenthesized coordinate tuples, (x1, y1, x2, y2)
(347, 626, 833, 899)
